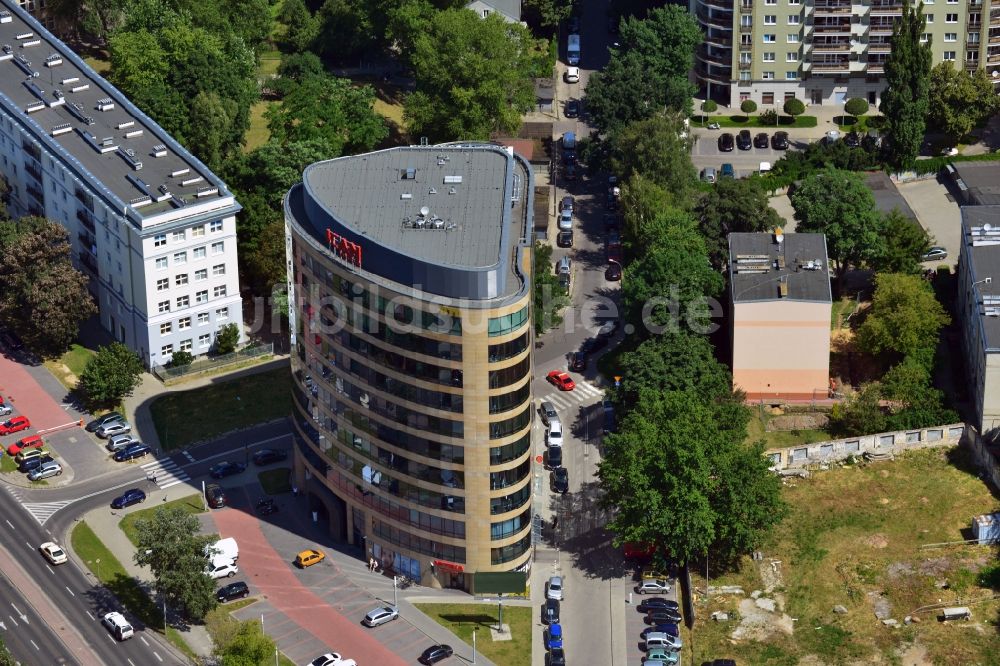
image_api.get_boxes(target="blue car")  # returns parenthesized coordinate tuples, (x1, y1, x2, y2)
(114, 443, 151, 462)
(111, 488, 146, 509)
(546, 623, 563, 650)
(643, 622, 680, 637)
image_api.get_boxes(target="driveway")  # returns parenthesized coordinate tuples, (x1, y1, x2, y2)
(896, 177, 961, 267)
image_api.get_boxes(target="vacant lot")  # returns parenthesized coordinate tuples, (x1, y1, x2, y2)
(687, 446, 1000, 665)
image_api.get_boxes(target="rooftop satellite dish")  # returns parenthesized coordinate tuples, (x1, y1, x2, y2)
(420, 206, 430, 217)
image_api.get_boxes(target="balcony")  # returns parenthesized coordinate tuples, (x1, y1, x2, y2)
(79, 253, 99, 276)
(813, 1, 853, 15)
(811, 60, 851, 71)
(812, 21, 853, 33)
(869, 22, 896, 34)
(741, 24, 753, 32)
(812, 42, 852, 51)
(739, 61, 752, 69)
(740, 0, 753, 11)
(24, 163, 42, 182)
(868, 42, 892, 52)
(77, 230, 95, 247)
(700, 47, 734, 66)
(26, 185, 43, 203)
(701, 0, 735, 9)
(740, 40, 753, 50)
(704, 30, 734, 47)
(76, 208, 96, 232)
(695, 64, 735, 85)
(870, 1, 904, 13)
(989, 51, 1000, 62)
(697, 8, 735, 29)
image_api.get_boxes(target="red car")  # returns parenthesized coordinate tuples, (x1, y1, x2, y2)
(546, 371, 576, 391)
(0, 416, 30, 436)
(7, 434, 42, 456)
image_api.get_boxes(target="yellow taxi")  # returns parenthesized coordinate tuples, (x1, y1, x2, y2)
(295, 549, 326, 568)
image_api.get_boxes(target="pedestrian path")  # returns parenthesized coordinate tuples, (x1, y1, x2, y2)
(139, 459, 190, 490)
(540, 380, 604, 412)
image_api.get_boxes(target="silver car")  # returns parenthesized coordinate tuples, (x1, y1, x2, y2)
(0, 403, 12, 417)
(28, 460, 62, 481)
(106, 433, 137, 452)
(362, 606, 399, 627)
(97, 421, 131, 439)
(546, 576, 564, 601)
(539, 401, 558, 426)
(636, 579, 671, 595)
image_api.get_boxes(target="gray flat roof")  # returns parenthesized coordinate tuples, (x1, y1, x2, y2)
(866, 171, 916, 219)
(962, 206, 1000, 348)
(303, 146, 510, 269)
(0, 2, 231, 222)
(729, 232, 832, 303)
(953, 161, 1000, 206)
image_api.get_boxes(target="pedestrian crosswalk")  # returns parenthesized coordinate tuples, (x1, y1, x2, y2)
(140, 459, 190, 490)
(540, 380, 605, 412)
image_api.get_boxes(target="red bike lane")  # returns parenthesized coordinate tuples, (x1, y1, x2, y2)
(0, 354, 77, 432)
(211, 508, 408, 666)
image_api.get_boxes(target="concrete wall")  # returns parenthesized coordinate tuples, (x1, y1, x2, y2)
(732, 300, 831, 400)
(765, 423, 967, 470)
(966, 426, 1000, 497)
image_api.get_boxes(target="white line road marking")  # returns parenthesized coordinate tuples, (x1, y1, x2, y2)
(7, 616, 17, 627)
(0, 621, 5, 630)
(29, 639, 39, 650)
(5, 520, 13, 529)
(140, 636, 149, 646)
(128, 659, 137, 666)
(153, 651, 163, 662)
(46, 565, 54, 575)
(84, 610, 93, 620)
(65, 586, 74, 597)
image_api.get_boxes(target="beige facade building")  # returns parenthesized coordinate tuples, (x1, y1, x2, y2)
(729, 231, 832, 400)
(694, 0, 1000, 107)
(284, 144, 534, 590)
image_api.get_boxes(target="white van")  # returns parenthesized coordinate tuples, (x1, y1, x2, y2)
(547, 421, 564, 447)
(205, 537, 239, 564)
(102, 611, 134, 641)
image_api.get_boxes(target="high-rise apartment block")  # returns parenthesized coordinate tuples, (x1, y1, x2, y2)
(0, 1, 244, 367)
(694, 0, 1000, 106)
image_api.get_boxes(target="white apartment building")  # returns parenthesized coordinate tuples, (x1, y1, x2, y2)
(0, 1, 243, 368)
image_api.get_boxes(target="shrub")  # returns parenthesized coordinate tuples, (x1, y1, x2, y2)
(701, 99, 718, 113)
(760, 109, 777, 126)
(215, 323, 241, 355)
(783, 98, 805, 117)
(740, 99, 757, 115)
(844, 97, 869, 119)
(171, 350, 194, 367)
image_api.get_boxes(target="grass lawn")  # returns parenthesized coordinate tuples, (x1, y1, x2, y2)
(688, 447, 1000, 666)
(414, 603, 531, 666)
(43, 343, 95, 391)
(150, 367, 292, 450)
(244, 100, 277, 152)
(84, 56, 110, 75)
(258, 467, 292, 495)
(697, 115, 818, 129)
(1, 454, 19, 473)
(745, 412, 830, 448)
(118, 494, 205, 546)
(831, 296, 860, 329)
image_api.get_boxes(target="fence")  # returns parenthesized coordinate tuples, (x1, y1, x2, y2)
(765, 422, 966, 470)
(151, 343, 274, 383)
(966, 426, 1000, 495)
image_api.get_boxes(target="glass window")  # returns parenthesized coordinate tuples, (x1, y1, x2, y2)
(160, 322, 172, 335)
(216, 307, 229, 319)
(194, 246, 206, 259)
(155, 257, 168, 270)
(175, 273, 188, 286)
(180, 338, 192, 351)
(161, 344, 173, 355)
(173, 251, 186, 265)
(763, 34, 776, 42)
(158, 300, 170, 313)
(191, 225, 205, 237)
(944, 32, 957, 41)
(178, 316, 191, 330)
(199, 333, 211, 346)
(786, 52, 799, 62)
(177, 295, 189, 308)
(763, 52, 775, 62)
(156, 278, 169, 291)
(785, 71, 798, 80)
(787, 33, 799, 43)
(945, 13, 957, 21)
(787, 15, 799, 24)
(943, 50, 956, 60)
(925, 14, 934, 22)
(154, 234, 166, 247)
(212, 264, 225, 276)
(211, 241, 224, 255)
(213, 285, 227, 297)
(210, 220, 223, 232)
(171, 231, 185, 242)
(195, 268, 208, 281)
(762, 71, 775, 79)
(196, 290, 208, 303)
(487, 306, 529, 337)
(490, 406, 531, 439)
(198, 312, 210, 324)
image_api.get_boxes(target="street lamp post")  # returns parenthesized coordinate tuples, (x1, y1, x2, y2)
(393, 575, 398, 607)
(472, 628, 477, 664)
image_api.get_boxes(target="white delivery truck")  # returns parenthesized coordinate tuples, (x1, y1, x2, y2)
(567, 34, 580, 66)
(205, 537, 239, 566)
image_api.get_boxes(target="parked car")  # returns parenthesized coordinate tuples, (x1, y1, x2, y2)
(558, 209, 573, 231)
(205, 484, 227, 509)
(362, 606, 399, 627)
(922, 246, 947, 262)
(736, 130, 752, 150)
(645, 648, 680, 664)
(216, 581, 250, 603)
(564, 100, 580, 118)
(256, 498, 278, 515)
(28, 460, 62, 481)
(252, 449, 287, 466)
(96, 421, 131, 439)
(309, 654, 357, 666)
(209, 461, 247, 479)
(546, 623, 563, 650)
(7, 435, 43, 457)
(207, 561, 239, 579)
(111, 488, 146, 509)
(39, 541, 68, 565)
(605, 262, 622, 282)
(647, 609, 682, 625)
(845, 130, 861, 147)
(720, 163, 735, 179)
(754, 132, 769, 149)
(564, 163, 577, 180)
(546, 371, 575, 391)
(563, 66, 580, 83)
(106, 433, 136, 452)
(644, 631, 682, 651)
(771, 131, 789, 150)
(638, 598, 680, 613)
(545, 445, 563, 469)
(419, 644, 454, 664)
(556, 229, 573, 248)
(19, 454, 53, 474)
(636, 579, 671, 595)
(0, 403, 12, 417)
(539, 401, 558, 427)
(0, 416, 31, 436)
(85, 412, 123, 433)
(551, 467, 569, 494)
(114, 443, 151, 462)
(560, 195, 574, 212)
(543, 598, 560, 624)
(546, 648, 567, 666)
(717, 133, 734, 152)
(101, 611, 134, 641)
(546, 575, 564, 601)
(295, 549, 326, 568)
(700, 167, 716, 184)
(824, 129, 841, 144)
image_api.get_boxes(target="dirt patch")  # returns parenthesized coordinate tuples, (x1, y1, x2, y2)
(887, 562, 915, 580)
(867, 591, 893, 620)
(917, 558, 952, 577)
(863, 533, 889, 549)
(766, 413, 830, 432)
(731, 597, 795, 641)
(897, 641, 934, 666)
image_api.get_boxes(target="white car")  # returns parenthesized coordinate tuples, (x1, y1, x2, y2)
(102, 611, 134, 641)
(96, 421, 131, 439)
(362, 606, 399, 627)
(39, 541, 68, 565)
(546, 421, 563, 448)
(106, 433, 137, 452)
(206, 561, 239, 579)
(558, 209, 573, 231)
(309, 654, 358, 666)
(546, 575, 564, 601)
(564, 66, 580, 83)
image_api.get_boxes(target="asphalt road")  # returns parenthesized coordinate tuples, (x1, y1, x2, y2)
(0, 571, 70, 665)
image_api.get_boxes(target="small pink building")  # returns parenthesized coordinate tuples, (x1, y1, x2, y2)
(728, 230, 832, 401)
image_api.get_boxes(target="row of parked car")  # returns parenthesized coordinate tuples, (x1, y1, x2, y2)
(635, 566, 683, 665)
(717, 130, 789, 152)
(85, 412, 153, 462)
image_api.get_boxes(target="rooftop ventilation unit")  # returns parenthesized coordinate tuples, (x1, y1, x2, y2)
(50, 122, 72, 136)
(400, 193, 412, 200)
(44, 54, 62, 67)
(151, 144, 167, 157)
(16, 32, 34, 40)
(67, 102, 94, 125)
(61, 76, 78, 85)
(24, 80, 45, 101)
(117, 147, 143, 170)
(181, 176, 204, 186)
(170, 168, 190, 177)
(443, 175, 462, 184)
(129, 195, 153, 208)
(401, 167, 416, 180)
(117, 120, 134, 130)
(154, 184, 171, 202)
(124, 129, 143, 139)
(22, 39, 40, 48)
(70, 83, 89, 92)
(802, 259, 823, 271)
(79, 130, 117, 153)
(195, 185, 219, 198)
(448, 187, 456, 195)
(96, 98, 115, 112)
(24, 101, 45, 114)
(13, 53, 33, 76)
(401, 206, 455, 231)
(429, 187, 437, 194)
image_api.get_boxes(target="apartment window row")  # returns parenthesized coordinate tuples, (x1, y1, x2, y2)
(329, 396, 465, 463)
(373, 520, 466, 564)
(490, 406, 531, 440)
(345, 313, 463, 361)
(488, 332, 529, 363)
(155, 248, 228, 270)
(491, 459, 531, 490)
(492, 532, 531, 565)
(338, 330, 462, 387)
(151, 221, 223, 247)
(376, 297, 463, 336)
(161, 336, 202, 357)
(490, 432, 531, 466)
(155, 274, 227, 293)
(326, 373, 465, 438)
(488, 355, 532, 389)
(329, 353, 464, 413)
(491, 509, 531, 540)
(488, 306, 530, 337)
(489, 382, 531, 415)
(491, 483, 532, 515)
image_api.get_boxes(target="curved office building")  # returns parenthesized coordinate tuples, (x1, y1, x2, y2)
(284, 144, 534, 590)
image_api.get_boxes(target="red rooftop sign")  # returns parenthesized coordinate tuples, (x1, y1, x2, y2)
(433, 559, 464, 573)
(326, 229, 362, 267)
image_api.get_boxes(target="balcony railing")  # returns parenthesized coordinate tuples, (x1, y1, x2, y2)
(811, 42, 852, 51)
(76, 208, 96, 232)
(740, 0, 753, 11)
(26, 185, 43, 203)
(697, 7, 734, 26)
(870, 1, 904, 12)
(812, 22, 853, 32)
(869, 23, 896, 33)
(814, 4, 853, 14)
(740, 24, 752, 32)
(811, 61, 851, 71)
(79, 253, 99, 276)
(25, 163, 42, 182)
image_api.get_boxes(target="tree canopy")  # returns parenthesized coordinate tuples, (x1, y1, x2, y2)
(615, 330, 733, 407)
(604, 113, 697, 205)
(869, 209, 929, 275)
(697, 178, 784, 267)
(79, 342, 144, 408)
(881, 0, 932, 171)
(927, 62, 1000, 142)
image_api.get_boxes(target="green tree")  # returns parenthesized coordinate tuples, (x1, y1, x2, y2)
(783, 97, 805, 118)
(740, 99, 757, 116)
(881, 0, 932, 171)
(79, 342, 144, 407)
(616, 330, 732, 406)
(279, 0, 319, 53)
(869, 209, 929, 275)
(828, 383, 886, 437)
(215, 323, 241, 355)
(187, 91, 237, 172)
(605, 113, 697, 205)
(521, 0, 573, 29)
(313, 0, 377, 63)
(170, 350, 194, 367)
(880, 359, 958, 429)
(217, 620, 278, 666)
(701, 100, 718, 114)
(533, 242, 569, 334)
(133, 507, 217, 622)
(404, 10, 540, 141)
(265, 74, 387, 156)
(856, 272, 949, 371)
(844, 97, 869, 123)
(598, 389, 785, 565)
(790, 167, 884, 276)
(927, 62, 1000, 141)
(697, 178, 784, 267)
(0, 217, 97, 356)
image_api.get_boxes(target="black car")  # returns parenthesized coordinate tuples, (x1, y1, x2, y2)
(717, 133, 734, 152)
(543, 598, 560, 624)
(587, 334, 609, 354)
(252, 449, 287, 466)
(564, 100, 580, 118)
(603, 400, 616, 434)
(19, 456, 54, 474)
(564, 163, 577, 180)
(637, 597, 680, 613)
(557, 230, 573, 248)
(111, 488, 146, 509)
(647, 608, 683, 624)
(567, 15, 580, 33)
(551, 467, 569, 494)
(546, 648, 567, 666)
(114, 443, 151, 462)
(844, 130, 861, 147)
(754, 132, 769, 149)
(419, 644, 454, 665)
(736, 130, 752, 150)
(216, 581, 250, 603)
(560, 195, 574, 212)
(209, 461, 247, 479)
(570, 352, 587, 372)
(546, 447, 563, 469)
(86, 412, 123, 433)
(771, 131, 789, 150)
(604, 214, 621, 232)
(605, 262, 622, 281)
(256, 498, 278, 515)
(206, 484, 227, 509)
